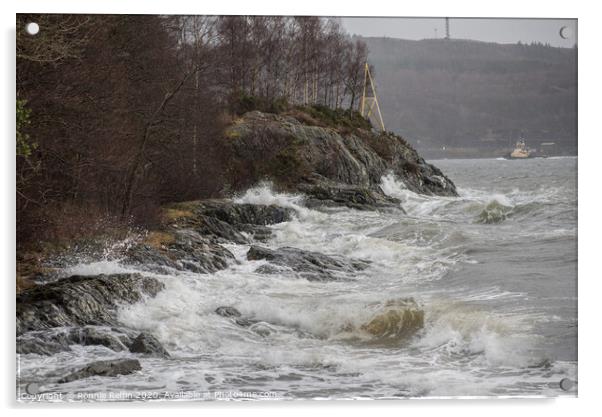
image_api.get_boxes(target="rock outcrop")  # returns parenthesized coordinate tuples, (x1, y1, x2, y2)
(161, 199, 295, 243)
(122, 200, 295, 274)
(298, 174, 404, 211)
(16, 109, 455, 367)
(16, 201, 299, 357)
(225, 111, 457, 204)
(16, 274, 164, 335)
(17, 326, 136, 355)
(125, 229, 235, 274)
(247, 245, 370, 281)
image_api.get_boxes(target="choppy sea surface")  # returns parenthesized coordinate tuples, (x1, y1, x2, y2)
(17, 157, 577, 400)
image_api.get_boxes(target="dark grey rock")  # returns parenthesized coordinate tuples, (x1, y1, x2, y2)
(234, 317, 259, 327)
(17, 329, 74, 355)
(129, 333, 170, 358)
(298, 175, 404, 212)
(254, 264, 286, 274)
(73, 326, 130, 352)
(58, 359, 142, 383)
(227, 111, 458, 198)
(197, 200, 293, 226)
(186, 200, 294, 243)
(215, 306, 259, 328)
(215, 306, 242, 318)
(16, 274, 164, 335)
(247, 245, 370, 281)
(194, 215, 249, 244)
(17, 326, 134, 355)
(124, 230, 235, 274)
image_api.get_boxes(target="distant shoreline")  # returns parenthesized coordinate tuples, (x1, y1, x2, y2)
(427, 155, 577, 162)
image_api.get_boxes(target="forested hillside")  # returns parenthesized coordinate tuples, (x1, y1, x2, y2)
(16, 15, 370, 246)
(361, 36, 577, 157)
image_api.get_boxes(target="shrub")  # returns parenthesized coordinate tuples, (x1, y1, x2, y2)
(297, 105, 372, 131)
(232, 92, 290, 115)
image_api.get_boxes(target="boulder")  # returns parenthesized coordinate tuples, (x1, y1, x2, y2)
(215, 306, 259, 327)
(58, 359, 142, 383)
(129, 333, 170, 358)
(215, 306, 242, 318)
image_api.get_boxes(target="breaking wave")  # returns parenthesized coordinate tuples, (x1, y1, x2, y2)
(19, 157, 577, 398)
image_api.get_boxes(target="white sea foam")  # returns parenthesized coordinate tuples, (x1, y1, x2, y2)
(20, 162, 577, 398)
(234, 181, 325, 222)
(61, 259, 139, 277)
(415, 300, 538, 368)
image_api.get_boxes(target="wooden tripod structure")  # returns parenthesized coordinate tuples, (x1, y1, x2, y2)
(360, 62, 385, 131)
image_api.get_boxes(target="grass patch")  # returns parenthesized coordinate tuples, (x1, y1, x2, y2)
(144, 231, 176, 249)
(232, 93, 290, 115)
(230, 93, 372, 134)
(297, 105, 373, 132)
(162, 206, 195, 223)
(224, 129, 241, 139)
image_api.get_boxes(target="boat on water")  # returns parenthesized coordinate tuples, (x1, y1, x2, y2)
(504, 139, 538, 159)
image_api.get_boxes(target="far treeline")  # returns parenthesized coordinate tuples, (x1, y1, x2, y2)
(16, 15, 372, 247)
(362, 36, 577, 158)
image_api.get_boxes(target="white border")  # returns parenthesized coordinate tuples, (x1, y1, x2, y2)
(3, 1, 600, 416)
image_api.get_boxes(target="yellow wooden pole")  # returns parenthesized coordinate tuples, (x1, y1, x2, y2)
(366, 65, 385, 131)
(360, 62, 368, 115)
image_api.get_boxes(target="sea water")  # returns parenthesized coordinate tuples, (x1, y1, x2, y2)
(17, 157, 577, 400)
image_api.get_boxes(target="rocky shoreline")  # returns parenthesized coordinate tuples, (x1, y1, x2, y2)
(17, 110, 455, 384)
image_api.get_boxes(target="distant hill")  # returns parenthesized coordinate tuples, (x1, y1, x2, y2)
(360, 36, 577, 158)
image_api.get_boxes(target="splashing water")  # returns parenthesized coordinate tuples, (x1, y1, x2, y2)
(18, 158, 577, 399)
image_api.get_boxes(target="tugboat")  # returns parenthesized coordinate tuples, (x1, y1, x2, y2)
(505, 139, 536, 159)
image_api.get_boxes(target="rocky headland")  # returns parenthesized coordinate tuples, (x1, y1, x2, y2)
(16, 107, 456, 383)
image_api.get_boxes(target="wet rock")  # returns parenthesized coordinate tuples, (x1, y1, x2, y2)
(253, 264, 286, 274)
(194, 215, 249, 244)
(163, 200, 294, 244)
(298, 175, 403, 211)
(197, 200, 293, 226)
(17, 329, 74, 355)
(58, 359, 142, 383)
(16, 274, 164, 335)
(215, 306, 259, 328)
(70, 326, 130, 352)
(215, 306, 242, 318)
(129, 333, 170, 358)
(247, 245, 370, 281)
(125, 229, 235, 274)
(17, 326, 137, 355)
(226, 110, 457, 197)
(248, 322, 273, 337)
(233, 317, 259, 327)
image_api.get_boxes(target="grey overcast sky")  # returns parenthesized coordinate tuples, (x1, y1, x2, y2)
(341, 18, 577, 47)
